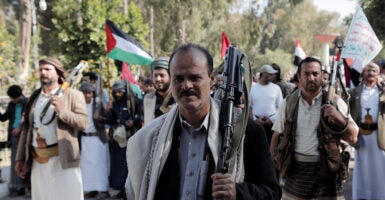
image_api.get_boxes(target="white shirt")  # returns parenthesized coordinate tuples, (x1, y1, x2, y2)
(272, 90, 357, 156)
(250, 82, 283, 122)
(32, 88, 61, 147)
(84, 99, 97, 133)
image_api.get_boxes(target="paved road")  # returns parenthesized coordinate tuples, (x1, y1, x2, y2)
(0, 169, 355, 200)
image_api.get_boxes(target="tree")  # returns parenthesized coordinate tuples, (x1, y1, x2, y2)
(361, 0, 385, 41)
(0, 1, 25, 94)
(49, 0, 149, 69)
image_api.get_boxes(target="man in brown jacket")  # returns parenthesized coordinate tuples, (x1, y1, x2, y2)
(15, 57, 89, 200)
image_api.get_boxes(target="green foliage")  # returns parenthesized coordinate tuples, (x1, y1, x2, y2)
(260, 0, 343, 58)
(50, 0, 149, 70)
(0, 4, 21, 95)
(361, 0, 385, 41)
(254, 48, 294, 80)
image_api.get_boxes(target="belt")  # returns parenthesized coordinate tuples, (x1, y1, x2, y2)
(294, 153, 319, 162)
(32, 144, 58, 163)
(80, 131, 98, 137)
(359, 122, 378, 131)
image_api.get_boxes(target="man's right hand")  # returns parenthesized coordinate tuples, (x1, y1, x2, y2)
(105, 101, 113, 111)
(15, 161, 26, 179)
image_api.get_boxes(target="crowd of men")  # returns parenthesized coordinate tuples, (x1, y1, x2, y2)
(0, 43, 384, 200)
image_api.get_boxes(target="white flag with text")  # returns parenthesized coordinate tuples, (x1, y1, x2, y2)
(341, 7, 382, 73)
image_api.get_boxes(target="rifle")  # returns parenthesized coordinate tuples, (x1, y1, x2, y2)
(40, 61, 89, 125)
(326, 46, 341, 106)
(216, 46, 244, 174)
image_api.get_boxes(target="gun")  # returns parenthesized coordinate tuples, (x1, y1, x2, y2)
(40, 61, 89, 125)
(216, 46, 244, 174)
(326, 46, 341, 105)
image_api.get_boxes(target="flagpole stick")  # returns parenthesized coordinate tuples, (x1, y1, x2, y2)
(106, 58, 112, 100)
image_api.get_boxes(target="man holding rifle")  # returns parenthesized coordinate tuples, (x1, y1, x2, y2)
(270, 57, 358, 199)
(125, 43, 281, 200)
(15, 57, 89, 200)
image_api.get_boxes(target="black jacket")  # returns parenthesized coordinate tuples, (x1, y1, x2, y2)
(154, 118, 282, 200)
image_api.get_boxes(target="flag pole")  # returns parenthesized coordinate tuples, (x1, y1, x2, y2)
(106, 58, 112, 100)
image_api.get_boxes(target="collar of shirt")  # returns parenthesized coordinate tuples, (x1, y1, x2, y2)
(363, 83, 378, 91)
(299, 90, 322, 106)
(179, 112, 210, 134)
(40, 87, 61, 97)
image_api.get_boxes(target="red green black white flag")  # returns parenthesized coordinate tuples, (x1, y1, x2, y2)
(105, 20, 153, 65)
(293, 38, 306, 66)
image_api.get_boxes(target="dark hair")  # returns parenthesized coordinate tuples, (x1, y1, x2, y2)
(83, 72, 98, 81)
(169, 43, 214, 75)
(144, 78, 153, 86)
(271, 63, 282, 82)
(296, 57, 323, 75)
(7, 85, 22, 98)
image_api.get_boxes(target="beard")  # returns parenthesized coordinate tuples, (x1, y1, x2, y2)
(155, 82, 170, 92)
(40, 77, 55, 86)
(304, 80, 322, 92)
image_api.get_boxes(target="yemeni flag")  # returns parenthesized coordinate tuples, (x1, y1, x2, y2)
(221, 32, 230, 59)
(293, 38, 306, 66)
(106, 20, 153, 65)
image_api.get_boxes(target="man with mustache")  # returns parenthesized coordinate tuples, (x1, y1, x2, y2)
(270, 56, 358, 199)
(15, 57, 89, 200)
(125, 43, 281, 200)
(143, 57, 175, 125)
(349, 62, 385, 200)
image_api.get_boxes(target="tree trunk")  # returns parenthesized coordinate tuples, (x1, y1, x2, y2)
(17, 0, 32, 82)
(149, 6, 154, 57)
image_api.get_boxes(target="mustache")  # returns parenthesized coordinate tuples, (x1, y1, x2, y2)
(180, 89, 198, 97)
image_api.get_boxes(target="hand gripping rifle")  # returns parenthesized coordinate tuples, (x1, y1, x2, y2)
(216, 46, 246, 174)
(323, 44, 350, 130)
(40, 61, 89, 125)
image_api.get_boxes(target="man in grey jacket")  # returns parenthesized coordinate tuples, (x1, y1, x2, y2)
(125, 44, 281, 200)
(15, 57, 89, 200)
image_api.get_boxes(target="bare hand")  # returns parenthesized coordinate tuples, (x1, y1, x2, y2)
(256, 117, 265, 126)
(322, 104, 346, 128)
(11, 127, 21, 136)
(211, 173, 236, 200)
(51, 95, 63, 113)
(263, 117, 273, 126)
(125, 120, 134, 128)
(15, 161, 26, 179)
(105, 101, 113, 111)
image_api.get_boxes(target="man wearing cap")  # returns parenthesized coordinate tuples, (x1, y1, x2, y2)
(250, 64, 283, 145)
(143, 57, 175, 125)
(82, 71, 110, 105)
(0, 85, 29, 197)
(105, 80, 142, 199)
(15, 57, 89, 200)
(79, 82, 110, 199)
(349, 62, 385, 200)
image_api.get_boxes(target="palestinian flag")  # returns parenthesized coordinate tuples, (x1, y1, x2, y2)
(105, 20, 153, 65)
(293, 38, 306, 66)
